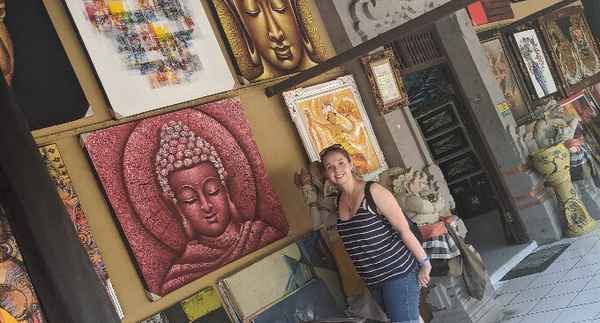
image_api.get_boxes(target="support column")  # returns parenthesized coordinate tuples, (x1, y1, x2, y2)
(435, 10, 562, 244)
(0, 74, 120, 322)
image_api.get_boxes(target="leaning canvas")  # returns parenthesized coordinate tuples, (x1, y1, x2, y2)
(82, 97, 289, 299)
(64, 0, 235, 117)
(0, 208, 45, 322)
(140, 287, 231, 323)
(216, 243, 312, 323)
(283, 75, 388, 180)
(39, 144, 124, 318)
(249, 279, 345, 323)
(211, 0, 328, 83)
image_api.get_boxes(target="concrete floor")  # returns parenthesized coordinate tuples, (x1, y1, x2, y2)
(465, 210, 537, 286)
(476, 228, 600, 323)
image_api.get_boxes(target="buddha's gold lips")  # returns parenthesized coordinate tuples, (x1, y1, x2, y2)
(273, 45, 292, 60)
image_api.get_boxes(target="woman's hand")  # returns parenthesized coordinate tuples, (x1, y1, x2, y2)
(418, 261, 432, 288)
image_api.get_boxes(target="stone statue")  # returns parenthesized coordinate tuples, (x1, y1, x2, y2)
(294, 161, 338, 234)
(0, 0, 14, 85)
(379, 167, 462, 276)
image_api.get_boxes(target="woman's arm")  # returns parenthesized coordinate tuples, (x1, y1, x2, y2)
(370, 182, 431, 286)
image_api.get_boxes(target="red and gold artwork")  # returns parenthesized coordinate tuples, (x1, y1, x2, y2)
(0, 211, 45, 323)
(38, 145, 123, 317)
(83, 97, 289, 299)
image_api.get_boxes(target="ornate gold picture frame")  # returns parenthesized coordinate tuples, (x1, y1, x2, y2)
(360, 48, 407, 114)
(539, 6, 600, 95)
(283, 75, 388, 180)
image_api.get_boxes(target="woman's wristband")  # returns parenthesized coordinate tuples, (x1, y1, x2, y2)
(418, 256, 430, 266)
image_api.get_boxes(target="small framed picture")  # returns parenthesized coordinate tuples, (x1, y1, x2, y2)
(426, 127, 469, 161)
(508, 27, 561, 103)
(360, 48, 407, 114)
(283, 75, 388, 180)
(416, 101, 460, 139)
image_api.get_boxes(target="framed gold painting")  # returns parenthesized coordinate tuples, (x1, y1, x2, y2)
(539, 6, 600, 95)
(480, 33, 530, 122)
(211, 0, 328, 83)
(360, 48, 407, 114)
(283, 75, 388, 180)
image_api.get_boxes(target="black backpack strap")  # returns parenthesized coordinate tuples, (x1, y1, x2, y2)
(364, 181, 378, 213)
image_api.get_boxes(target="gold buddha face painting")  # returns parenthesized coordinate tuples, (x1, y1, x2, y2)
(214, 0, 327, 82)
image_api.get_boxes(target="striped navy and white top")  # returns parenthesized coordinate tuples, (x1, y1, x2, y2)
(337, 197, 416, 286)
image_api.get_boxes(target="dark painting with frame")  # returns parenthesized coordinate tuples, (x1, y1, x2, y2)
(539, 6, 600, 95)
(480, 31, 531, 122)
(1, 0, 90, 130)
(426, 127, 469, 161)
(403, 64, 455, 118)
(506, 25, 562, 106)
(415, 101, 460, 139)
(439, 152, 481, 183)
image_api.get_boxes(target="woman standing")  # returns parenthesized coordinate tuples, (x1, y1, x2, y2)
(320, 144, 431, 323)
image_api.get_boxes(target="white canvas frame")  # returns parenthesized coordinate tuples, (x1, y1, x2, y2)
(283, 75, 388, 180)
(64, 0, 235, 118)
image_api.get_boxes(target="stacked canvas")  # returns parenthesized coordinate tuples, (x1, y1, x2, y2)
(140, 287, 230, 323)
(39, 145, 124, 318)
(217, 232, 347, 323)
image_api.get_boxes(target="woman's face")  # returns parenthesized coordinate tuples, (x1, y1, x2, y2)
(322, 151, 353, 186)
(168, 162, 232, 238)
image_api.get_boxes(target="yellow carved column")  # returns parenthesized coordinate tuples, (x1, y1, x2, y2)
(530, 143, 597, 237)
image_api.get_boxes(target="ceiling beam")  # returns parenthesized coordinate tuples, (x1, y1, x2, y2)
(265, 0, 478, 97)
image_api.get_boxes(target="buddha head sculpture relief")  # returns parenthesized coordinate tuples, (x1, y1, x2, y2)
(214, 0, 328, 82)
(84, 98, 289, 299)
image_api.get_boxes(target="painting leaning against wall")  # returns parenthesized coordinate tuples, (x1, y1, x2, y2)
(83, 97, 289, 300)
(38, 144, 124, 318)
(0, 206, 45, 323)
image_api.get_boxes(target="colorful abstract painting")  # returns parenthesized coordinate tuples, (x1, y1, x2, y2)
(481, 37, 529, 121)
(64, 0, 235, 117)
(140, 287, 230, 323)
(403, 64, 454, 117)
(249, 279, 344, 323)
(540, 6, 600, 93)
(513, 29, 558, 99)
(216, 243, 312, 323)
(82, 97, 289, 299)
(38, 144, 123, 318)
(1, 0, 89, 130)
(212, 0, 328, 82)
(284, 75, 388, 180)
(0, 207, 45, 323)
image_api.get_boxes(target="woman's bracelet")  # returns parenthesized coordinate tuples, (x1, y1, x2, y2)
(418, 256, 430, 266)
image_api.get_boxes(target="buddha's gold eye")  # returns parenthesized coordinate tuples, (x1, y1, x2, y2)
(243, 0, 260, 16)
(270, 0, 287, 13)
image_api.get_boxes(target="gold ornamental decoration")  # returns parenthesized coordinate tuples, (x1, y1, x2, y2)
(530, 143, 597, 237)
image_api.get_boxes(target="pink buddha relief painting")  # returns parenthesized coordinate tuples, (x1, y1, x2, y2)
(83, 97, 289, 299)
